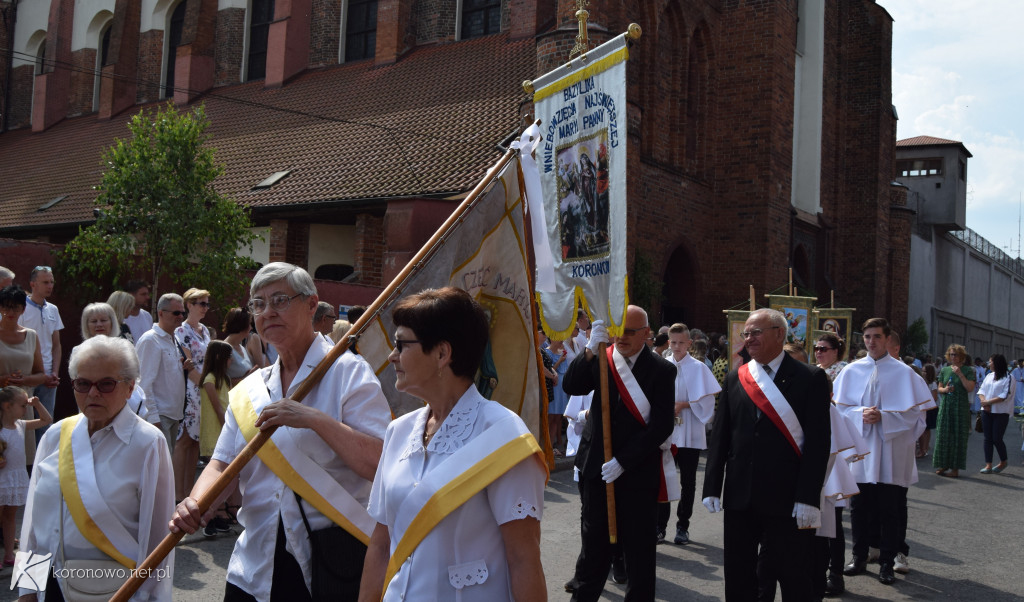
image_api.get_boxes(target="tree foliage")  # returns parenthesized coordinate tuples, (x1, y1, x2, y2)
(906, 316, 929, 357)
(60, 103, 258, 303)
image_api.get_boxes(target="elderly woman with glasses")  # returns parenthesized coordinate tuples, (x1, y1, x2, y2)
(170, 262, 391, 602)
(359, 287, 546, 601)
(934, 344, 976, 478)
(19, 336, 174, 601)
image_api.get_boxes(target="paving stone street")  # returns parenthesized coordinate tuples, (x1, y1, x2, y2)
(3, 420, 1023, 601)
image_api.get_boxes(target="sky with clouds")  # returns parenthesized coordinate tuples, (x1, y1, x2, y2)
(885, 0, 1024, 257)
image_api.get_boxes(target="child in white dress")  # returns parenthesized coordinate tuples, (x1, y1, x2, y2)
(0, 386, 52, 565)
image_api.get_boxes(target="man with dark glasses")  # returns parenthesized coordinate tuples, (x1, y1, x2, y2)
(137, 293, 194, 451)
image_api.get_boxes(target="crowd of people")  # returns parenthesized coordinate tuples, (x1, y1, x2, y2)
(1, 260, 1022, 601)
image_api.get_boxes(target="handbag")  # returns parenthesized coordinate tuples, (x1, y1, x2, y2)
(295, 492, 366, 602)
(975, 414, 984, 433)
(59, 498, 131, 602)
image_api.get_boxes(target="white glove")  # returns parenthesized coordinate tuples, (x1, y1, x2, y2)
(586, 320, 609, 355)
(702, 496, 722, 513)
(576, 410, 588, 424)
(601, 458, 624, 483)
(792, 502, 821, 529)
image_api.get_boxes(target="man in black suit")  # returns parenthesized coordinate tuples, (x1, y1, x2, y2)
(563, 305, 676, 602)
(701, 308, 831, 601)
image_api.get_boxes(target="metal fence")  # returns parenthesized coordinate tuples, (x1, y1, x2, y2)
(951, 227, 1024, 278)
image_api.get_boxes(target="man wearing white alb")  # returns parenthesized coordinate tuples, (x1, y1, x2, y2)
(834, 318, 932, 586)
(657, 323, 720, 546)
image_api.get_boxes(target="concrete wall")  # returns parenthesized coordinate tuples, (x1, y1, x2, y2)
(911, 229, 1024, 359)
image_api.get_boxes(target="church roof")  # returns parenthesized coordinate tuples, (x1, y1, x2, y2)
(0, 33, 535, 232)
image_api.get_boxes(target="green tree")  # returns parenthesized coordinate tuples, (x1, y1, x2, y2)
(60, 103, 258, 304)
(906, 316, 929, 357)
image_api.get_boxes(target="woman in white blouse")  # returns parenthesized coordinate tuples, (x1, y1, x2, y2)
(359, 287, 547, 601)
(977, 353, 1014, 474)
(19, 335, 174, 601)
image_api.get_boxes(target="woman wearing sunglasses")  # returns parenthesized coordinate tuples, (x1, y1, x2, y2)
(813, 333, 847, 383)
(173, 288, 212, 504)
(19, 335, 175, 601)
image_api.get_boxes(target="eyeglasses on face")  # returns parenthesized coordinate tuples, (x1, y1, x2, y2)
(621, 326, 649, 337)
(740, 326, 780, 339)
(33, 266, 53, 273)
(393, 339, 421, 353)
(72, 377, 131, 393)
(162, 310, 187, 317)
(247, 293, 304, 316)
(813, 346, 835, 353)
(193, 301, 211, 308)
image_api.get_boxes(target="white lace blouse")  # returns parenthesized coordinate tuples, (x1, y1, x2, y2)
(368, 386, 544, 601)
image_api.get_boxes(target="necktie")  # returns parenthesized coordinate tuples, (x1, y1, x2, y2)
(763, 364, 773, 380)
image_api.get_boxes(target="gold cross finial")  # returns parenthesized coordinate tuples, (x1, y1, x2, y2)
(569, 0, 591, 59)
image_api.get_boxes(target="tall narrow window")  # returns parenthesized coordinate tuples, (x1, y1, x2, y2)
(461, 0, 500, 39)
(93, 24, 112, 111)
(248, 0, 275, 81)
(345, 0, 377, 61)
(35, 44, 46, 76)
(164, 1, 186, 97)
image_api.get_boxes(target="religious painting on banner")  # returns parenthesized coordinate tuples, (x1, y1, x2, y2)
(766, 294, 818, 358)
(355, 154, 542, 441)
(531, 33, 630, 340)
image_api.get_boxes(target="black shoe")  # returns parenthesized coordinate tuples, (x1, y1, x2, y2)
(213, 517, 231, 533)
(611, 560, 627, 585)
(843, 557, 867, 576)
(202, 522, 218, 537)
(878, 563, 897, 585)
(564, 578, 578, 593)
(674, 528, 690, 545)
(824, 574, 845, 596)
(656, 528, 666, 543)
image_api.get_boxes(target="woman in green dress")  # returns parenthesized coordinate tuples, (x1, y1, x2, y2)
(934, 344, 975, 477)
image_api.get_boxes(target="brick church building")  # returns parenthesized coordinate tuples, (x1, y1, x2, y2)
(0, 0, 909, 333)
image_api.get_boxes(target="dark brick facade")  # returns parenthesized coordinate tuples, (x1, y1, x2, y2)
(0, 0, 911, 332)
(68, 48, 96, 116)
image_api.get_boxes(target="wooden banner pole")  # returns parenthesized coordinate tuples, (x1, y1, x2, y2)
(597, 341, 618, 543)
(112, 148, 520, 601)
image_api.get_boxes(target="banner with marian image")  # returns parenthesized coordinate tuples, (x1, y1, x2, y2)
(532, 34, 630, 339)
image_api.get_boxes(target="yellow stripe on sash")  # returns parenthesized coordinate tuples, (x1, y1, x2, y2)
(381, 434, 543, 598)
(230, 388, 371, 545)
(58, 417, 136, 569)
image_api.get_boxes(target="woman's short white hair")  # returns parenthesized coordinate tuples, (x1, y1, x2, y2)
(106, 290, 136, 323)
(80, 302, 121, 340)
(69, 336, 139, 381)
(250, 262, 316, 297)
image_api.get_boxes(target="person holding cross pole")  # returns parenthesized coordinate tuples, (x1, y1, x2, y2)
(562, 305, 675, 601)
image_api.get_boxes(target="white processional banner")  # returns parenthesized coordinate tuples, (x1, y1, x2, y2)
(532, 34, 630, 339)
(355, 154, 542, 442)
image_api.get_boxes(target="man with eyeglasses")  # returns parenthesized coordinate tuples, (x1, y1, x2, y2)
(18, 265, 63, 444)
(701, 308, 831, 601)
(137, 293, 193, 451)
(313, 301, 337, 339)
(562, 305, 675, 601)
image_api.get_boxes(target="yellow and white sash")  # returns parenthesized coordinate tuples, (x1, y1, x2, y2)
(382, 413, 545, 598)
(229, 375, 376, 545)
(58, 417, 137, 569)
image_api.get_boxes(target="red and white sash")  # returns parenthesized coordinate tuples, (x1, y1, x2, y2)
(607, 346, 650, 425)
(738, 362, 805, 456)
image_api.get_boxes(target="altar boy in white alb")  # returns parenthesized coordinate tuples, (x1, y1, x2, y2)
(833, 318, 932, 586)
(656, 323, 721, 545)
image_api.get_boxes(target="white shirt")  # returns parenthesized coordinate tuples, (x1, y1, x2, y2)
(19, 406, 175, 601)
(136, 325, 186, 421)
(18, 297, 63, 373)
(368, 387, 545, 601)
(124, 311, 154, 346)
(978, 372, 1015, 415)
(212, 336, 390, 601)
(834, 355, 932, 487)
(667, 353, 721, 449)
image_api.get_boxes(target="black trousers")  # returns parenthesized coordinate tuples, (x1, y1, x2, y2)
(851, 483, 905, 565)
(224, 520, 312, 602)
(572, 472, 659, 602)
(982, 412, 1009, 463)
(656, 447, 701, 532)
(828, 505, 845, 574)
(726, 508, 815, 602)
